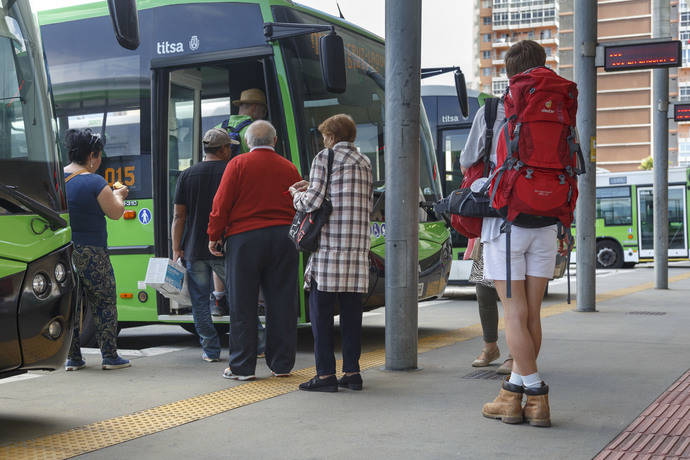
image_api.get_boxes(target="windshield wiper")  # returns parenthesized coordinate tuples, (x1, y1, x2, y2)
(0, 184, 67, 230)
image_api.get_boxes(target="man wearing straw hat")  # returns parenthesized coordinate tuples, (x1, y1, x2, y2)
(218, 88, 268, 156)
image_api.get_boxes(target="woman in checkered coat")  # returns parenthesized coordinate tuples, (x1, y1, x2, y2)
(290, 114, 374, 393)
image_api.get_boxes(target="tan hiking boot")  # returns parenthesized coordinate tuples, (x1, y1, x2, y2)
(482, 378, 524, 424)
(472, 347, 500, 367)
(496, 356, 513, 375)
(523, 382, 551, 427)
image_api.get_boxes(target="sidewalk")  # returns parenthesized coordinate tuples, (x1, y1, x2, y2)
(1, 265, 689, 459)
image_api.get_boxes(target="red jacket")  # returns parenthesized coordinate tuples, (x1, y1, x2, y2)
(207, 148, 302, 240)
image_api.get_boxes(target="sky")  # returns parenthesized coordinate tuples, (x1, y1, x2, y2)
(29, 0, 476, 87)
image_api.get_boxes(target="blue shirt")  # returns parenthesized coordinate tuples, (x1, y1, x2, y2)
(64, 172, 108, 247)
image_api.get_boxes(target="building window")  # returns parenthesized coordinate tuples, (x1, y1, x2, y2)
(483, 33, 491, 42)
(482, 67, 491, 76)
(528, 31, 535, 39)
(482, 50, 492, 59)
(680, 84, 690, 100)
(483, 16, 492, 25)
(482, 0, 491, 7)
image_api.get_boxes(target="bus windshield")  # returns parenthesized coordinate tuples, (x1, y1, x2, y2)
(274, 6, 443, 203)
(0, 2, 63, 213)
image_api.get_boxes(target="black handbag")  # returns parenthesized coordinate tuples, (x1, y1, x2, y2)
(288, 149, 334, 252)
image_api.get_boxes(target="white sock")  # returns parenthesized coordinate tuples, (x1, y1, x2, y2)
(508, 372, 523, 386)
(522, 372, 542, 388)
(213, 291, 225, 299)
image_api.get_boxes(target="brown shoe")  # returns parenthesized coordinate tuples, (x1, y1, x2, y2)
(523, 382, 551, 427)
(482, 378, 524, 424)
(496, 357, 513, 375)
(472, 347, 500, 367)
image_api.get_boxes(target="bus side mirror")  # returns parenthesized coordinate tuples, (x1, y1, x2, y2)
(454, 70, 469, 118)
(320, 31, 346, 93)
(107, 0, 140, 50)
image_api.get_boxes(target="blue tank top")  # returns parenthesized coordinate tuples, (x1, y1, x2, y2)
(64, 172, 108, 247)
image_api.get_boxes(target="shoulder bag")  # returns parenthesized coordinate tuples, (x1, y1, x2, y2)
(288, 148, 334, 252)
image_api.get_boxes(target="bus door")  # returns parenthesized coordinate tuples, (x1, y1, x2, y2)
(151, 49, 282, 316)
(438, 128, 470, 266)
(438, 128, 469, 196)
(168, 69, 202, 229)
(637, 186, 688, 258)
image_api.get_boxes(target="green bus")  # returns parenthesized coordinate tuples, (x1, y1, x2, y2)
(588, 167, 690, 269)
(0, 0, 76, 377)
(38, 0, 454, 339)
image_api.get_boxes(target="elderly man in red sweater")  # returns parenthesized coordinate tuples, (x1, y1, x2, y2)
(208, 120, 302, 381)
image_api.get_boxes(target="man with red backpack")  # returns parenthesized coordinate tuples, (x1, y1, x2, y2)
(481, 40, 582, 428)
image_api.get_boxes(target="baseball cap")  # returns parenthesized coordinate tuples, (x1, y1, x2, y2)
(202, 128, 239, 148)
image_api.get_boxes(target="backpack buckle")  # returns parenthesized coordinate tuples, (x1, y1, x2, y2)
(513, 160, 524, 171)
(558, 174, 566, 185)
(525, 168, 534, 179)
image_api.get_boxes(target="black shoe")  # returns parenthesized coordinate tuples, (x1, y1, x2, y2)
(299, 375, 338, 392)
(210, 294, 228, 316)
(338, 373, 363, 390)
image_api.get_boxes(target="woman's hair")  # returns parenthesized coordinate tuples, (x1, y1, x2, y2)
(64, 128, 104, 164)
(504, 40, 546, 78)
(318, 114, 357, 144)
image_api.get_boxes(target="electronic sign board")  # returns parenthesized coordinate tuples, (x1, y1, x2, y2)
(603, 40, 681, 71)
(674, 103, 690, 122)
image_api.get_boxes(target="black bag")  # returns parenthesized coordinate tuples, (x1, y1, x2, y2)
(435, 98, 501, 220)
(288, 149, 334, 252)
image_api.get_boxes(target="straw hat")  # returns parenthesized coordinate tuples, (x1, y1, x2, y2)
(232, 88, 267, 107)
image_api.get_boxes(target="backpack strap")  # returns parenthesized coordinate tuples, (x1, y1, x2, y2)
(229, 118, 253, 133)
(482, 98, 499, 177)
(65, 168, 88, 184)
(221, 119, 229, 130)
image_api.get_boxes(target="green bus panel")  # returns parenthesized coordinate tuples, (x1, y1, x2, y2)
(0, 215, 72, 263)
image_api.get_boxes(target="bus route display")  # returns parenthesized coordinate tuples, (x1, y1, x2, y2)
(604, 40, 681, 71)
(674, 103, 690, 122)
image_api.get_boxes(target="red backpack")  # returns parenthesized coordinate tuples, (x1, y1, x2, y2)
(490, 66, 584, 227)
(489, 67, 584, 296)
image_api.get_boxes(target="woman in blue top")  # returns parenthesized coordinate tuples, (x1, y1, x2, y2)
(63, 128, 131, 371)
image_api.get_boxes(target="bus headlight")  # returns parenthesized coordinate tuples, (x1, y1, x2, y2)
(32, 273, 50, 296)
(54, 263, 66, 283)
(47, 320, 63, 339)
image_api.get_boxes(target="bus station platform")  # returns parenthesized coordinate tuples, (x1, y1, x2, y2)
(1, 264, 689, 459)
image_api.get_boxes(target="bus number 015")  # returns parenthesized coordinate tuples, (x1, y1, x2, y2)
(104, 166, 135, 187)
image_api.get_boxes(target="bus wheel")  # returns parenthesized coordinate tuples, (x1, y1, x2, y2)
(596, 240, 624, 269)
(180, 323, 197, 335)
(179, 323, 229, 338)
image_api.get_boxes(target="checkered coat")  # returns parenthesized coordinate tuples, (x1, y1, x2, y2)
(293, 142, 373, 293)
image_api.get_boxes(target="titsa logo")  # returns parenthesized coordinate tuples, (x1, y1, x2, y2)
(189, 35, 200, 51)
(156, 41, 184, 54)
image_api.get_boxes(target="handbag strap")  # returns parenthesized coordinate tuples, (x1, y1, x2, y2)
(323, 148, 334, 195)
(64, 168, 88, 184)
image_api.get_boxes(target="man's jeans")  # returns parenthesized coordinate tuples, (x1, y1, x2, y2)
(186, 259, 224, 359)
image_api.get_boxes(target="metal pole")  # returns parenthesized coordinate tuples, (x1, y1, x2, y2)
(653, 0, 669, 289)
(574, 0, 597, 312)
(384, 0, 421, 370)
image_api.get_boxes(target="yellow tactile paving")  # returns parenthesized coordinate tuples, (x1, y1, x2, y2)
(3, 271, 689, 459)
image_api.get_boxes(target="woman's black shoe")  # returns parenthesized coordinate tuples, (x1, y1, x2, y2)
(338, 373, 363, 390)
(299, 375, 338, 392)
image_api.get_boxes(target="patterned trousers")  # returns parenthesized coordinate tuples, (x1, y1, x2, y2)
(68, 244, 119, 360)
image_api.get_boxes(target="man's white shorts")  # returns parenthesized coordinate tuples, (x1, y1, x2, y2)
(484, 224, 558, 281)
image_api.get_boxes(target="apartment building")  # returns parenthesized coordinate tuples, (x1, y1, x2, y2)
(478, 0, 686, 172)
